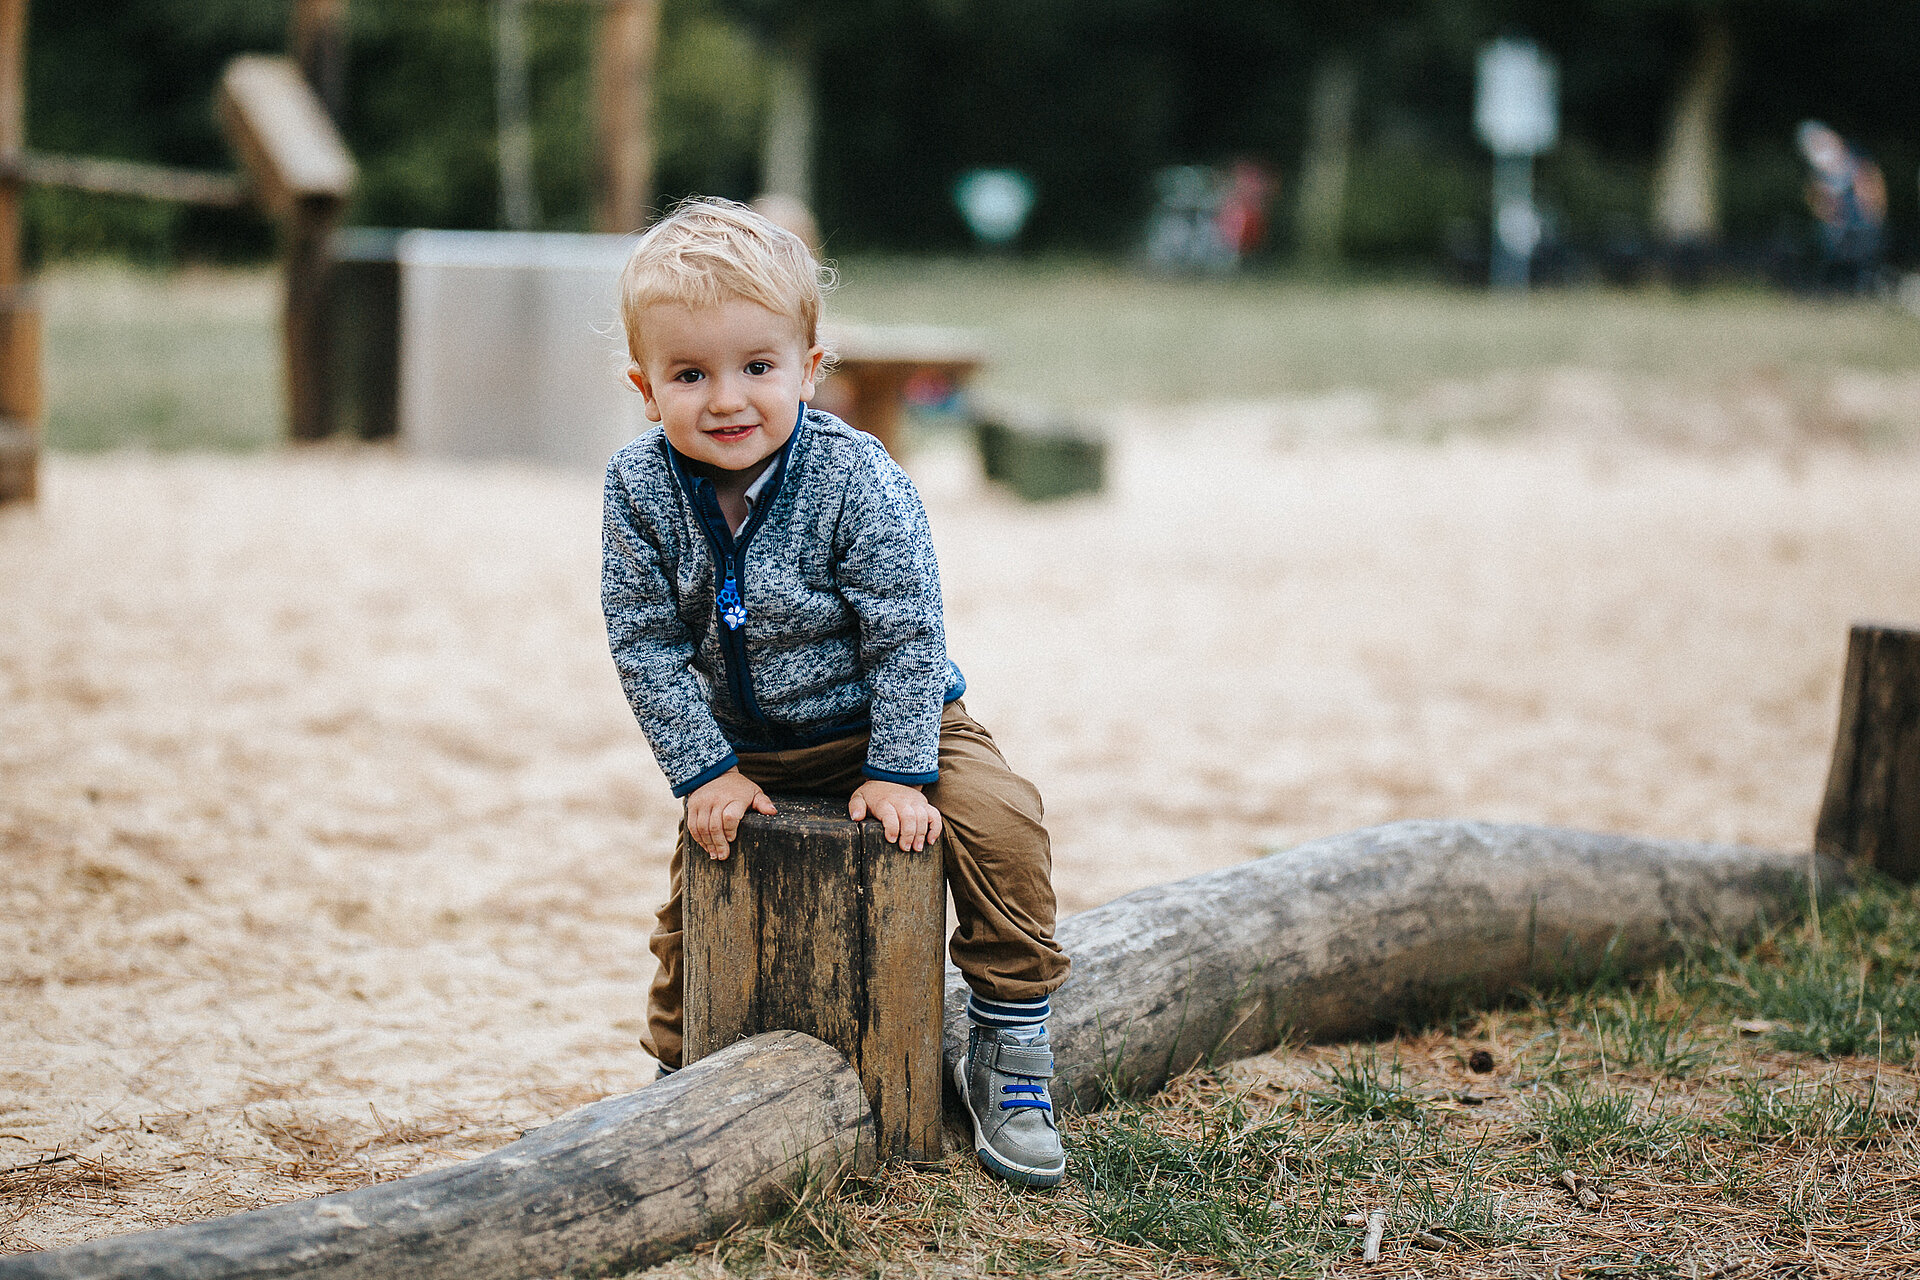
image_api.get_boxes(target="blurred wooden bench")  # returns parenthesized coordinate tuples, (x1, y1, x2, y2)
(816, 322, 985, 458)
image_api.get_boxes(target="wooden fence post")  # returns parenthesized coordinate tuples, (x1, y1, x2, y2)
(683, 795, 945, 1163)
(1815, 623, 1920, 882)
(217, 55, 355, 442)
(0, 0, 36, 506)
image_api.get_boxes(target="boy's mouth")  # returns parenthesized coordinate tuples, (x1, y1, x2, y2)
(705, 424, 759, 442)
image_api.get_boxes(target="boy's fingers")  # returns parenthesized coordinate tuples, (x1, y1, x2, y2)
(878, 801, 901, 843)
(752, 791, 777, 816)
(847, 793, 867, 822)
(695, 806, 728, 860)
(926, 809, 943, 846)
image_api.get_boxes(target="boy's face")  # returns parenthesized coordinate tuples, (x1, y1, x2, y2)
(628, 298, 825, 475)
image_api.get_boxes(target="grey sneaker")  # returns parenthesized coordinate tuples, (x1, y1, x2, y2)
(953, 1024, 1066, 1187)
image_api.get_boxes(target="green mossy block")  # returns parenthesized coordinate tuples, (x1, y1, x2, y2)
(972, 411, 1105, 502)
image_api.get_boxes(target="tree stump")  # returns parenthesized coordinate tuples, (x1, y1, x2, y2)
(683, 796, 945, 1162)
(1815, 623, 1920, 882)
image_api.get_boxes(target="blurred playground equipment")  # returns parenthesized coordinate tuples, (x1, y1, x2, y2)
(1474, 37, 1558, 290)
(953, 169, 1036, 251)
(0, 0, 663, 504)
(327, 229, 983, 468)
(1143, 161, 1275, 274)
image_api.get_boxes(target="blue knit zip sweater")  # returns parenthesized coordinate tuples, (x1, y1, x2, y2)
(601, 407, 965, 797)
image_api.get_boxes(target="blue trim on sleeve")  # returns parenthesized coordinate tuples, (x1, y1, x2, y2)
(672, 752, 740, 798)
(945, 665, 967, 703)
(862, 764, 940, 786)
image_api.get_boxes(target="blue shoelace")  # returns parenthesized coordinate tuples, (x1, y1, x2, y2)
(1001, 1080, 1051, 1112)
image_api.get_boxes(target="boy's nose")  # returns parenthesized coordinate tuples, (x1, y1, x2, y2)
(708, 375, 749, 412)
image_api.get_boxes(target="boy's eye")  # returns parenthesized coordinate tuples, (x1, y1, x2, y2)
(672, 369, 703, 383)
(744, 360, 772, 376)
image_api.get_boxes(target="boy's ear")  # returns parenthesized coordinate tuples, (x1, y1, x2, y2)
(798, 344, 826, 402)
(627, 364, 663, 421)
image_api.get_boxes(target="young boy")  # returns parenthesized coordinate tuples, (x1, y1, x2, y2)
(600, 198, 1071, 1186)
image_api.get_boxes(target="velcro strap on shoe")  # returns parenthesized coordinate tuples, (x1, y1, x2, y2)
(993, 1044, 1055, 1078)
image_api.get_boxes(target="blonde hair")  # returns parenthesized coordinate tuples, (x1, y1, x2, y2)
(620, 196, 835, 364)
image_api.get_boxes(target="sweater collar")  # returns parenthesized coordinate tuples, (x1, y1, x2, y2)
(663, 404, 807, 542)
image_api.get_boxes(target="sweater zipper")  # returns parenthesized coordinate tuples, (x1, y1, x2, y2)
(670, 416, 800, 741)
(699, 494, 775, 735)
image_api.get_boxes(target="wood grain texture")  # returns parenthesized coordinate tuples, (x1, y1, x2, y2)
(1816, 624, 1920, 882)
(942, 819, 1848, 1110)
(0, 1031, 873, 1280)
(686, 797, 944, 1162)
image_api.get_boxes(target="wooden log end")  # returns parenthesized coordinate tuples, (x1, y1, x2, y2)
(1814, 623, 1920, 882)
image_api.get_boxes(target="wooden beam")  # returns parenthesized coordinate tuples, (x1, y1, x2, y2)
(217, 55, 354, 222)
(0, 1031, 873, 1280)
(217, 54, 356, 442)
(1816, 623, 1920, 882)
(591, 0, 660, 232)
(686, 797, 945, 1163)
(0, 152, 247, 207)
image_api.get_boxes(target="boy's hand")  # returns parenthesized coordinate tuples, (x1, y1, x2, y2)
(685, 769, 776, 860)
(849, 780, 942, 852)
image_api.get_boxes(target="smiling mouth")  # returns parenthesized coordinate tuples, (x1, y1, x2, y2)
(706, 424, 758, 441)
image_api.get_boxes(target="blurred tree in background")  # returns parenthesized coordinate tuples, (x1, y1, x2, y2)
(19, 0, 1920, 270)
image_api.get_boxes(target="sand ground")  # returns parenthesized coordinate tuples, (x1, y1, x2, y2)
(4, 368, 1920, 1251)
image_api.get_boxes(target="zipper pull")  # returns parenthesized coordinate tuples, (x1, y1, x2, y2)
(717, 563, 747, 630)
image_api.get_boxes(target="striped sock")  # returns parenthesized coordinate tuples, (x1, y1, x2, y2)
(966, 992, 1050, 1031)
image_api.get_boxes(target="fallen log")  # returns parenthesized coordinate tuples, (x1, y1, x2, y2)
(0, 1031, 873, 1280)
(7, 821, 1839, 1278)
(943, 819, 1847, 1109)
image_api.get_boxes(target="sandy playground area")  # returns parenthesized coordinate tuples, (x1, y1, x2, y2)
(4, 366, 1920, 1252)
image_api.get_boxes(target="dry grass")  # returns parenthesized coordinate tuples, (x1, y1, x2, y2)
(650, 889, 1920, 1278)
(0, 1153, 147, 1241)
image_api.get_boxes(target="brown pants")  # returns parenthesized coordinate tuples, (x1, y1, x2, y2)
(641, 700, 1069, 1068)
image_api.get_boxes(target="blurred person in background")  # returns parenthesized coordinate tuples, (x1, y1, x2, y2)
(1214, 160, 1277, 265)
(1796, 120, 1888, 294)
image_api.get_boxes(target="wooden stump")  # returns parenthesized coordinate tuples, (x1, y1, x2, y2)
(1815, 623, 1920, 882)
(684, 796, 945, 1163)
